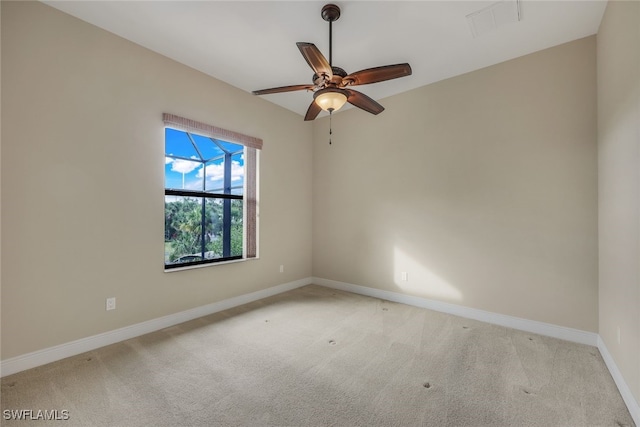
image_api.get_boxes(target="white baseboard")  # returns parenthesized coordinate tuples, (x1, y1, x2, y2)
(597, 336, 640, 426)
(312, 277, 598, 346)
(0, 277, 312, 378)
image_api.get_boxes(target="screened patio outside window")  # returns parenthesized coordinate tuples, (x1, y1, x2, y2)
(163, 114, 261, 270)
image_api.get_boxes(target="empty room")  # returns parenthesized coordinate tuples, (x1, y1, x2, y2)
(1, 1, 638, 426)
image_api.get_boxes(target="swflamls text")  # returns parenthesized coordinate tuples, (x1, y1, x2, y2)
(3, 409, 70, 421)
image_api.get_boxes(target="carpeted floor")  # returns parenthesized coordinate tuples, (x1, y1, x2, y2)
(0, 284, 635, 427)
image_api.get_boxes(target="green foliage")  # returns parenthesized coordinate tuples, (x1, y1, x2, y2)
(165, 197, 243, 263)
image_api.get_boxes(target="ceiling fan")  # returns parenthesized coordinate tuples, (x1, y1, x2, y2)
(252, 3, 412, 121)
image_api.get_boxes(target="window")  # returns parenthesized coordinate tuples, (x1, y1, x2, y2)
(163, 114, 261, 269)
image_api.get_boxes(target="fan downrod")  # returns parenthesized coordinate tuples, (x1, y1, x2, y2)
(321, 4, 340, 22)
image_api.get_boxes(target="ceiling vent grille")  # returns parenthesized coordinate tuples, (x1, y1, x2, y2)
(466, 0, 522, 38)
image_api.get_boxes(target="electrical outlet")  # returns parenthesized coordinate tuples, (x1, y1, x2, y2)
(106, 297, 116, 311)
(401, 272, 408, 281)
(279, 265, 284, 273)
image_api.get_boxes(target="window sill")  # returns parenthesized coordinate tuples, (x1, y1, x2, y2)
(164, 256, 259, 273)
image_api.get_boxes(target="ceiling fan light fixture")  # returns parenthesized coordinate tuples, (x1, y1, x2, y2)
(314, 87, 348, 112)
(252, 3, 411, 121)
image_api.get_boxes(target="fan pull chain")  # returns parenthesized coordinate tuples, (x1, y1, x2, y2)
(329, 110, 333, 145)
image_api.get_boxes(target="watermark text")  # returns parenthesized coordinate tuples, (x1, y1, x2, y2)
(3, 409, 70, 421)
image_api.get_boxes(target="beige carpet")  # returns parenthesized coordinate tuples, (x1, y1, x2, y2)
(1, 285, 635, 427)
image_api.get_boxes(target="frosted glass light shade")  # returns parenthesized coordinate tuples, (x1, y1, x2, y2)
(315, 89, 348, 112)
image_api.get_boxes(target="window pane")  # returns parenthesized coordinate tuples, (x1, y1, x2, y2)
(191, 134, 225, 161)
(165, 128, 200, 159)
(230, 199, 244, 257)
(205, 198, 225, 258)
(204, 198, 244, 258)
(165, 158, 203, 191)
(165, 196, 204, 265)
(203, 149, 245, 195)
(204, 158, 226, 193)
(164, 118, 256, 268)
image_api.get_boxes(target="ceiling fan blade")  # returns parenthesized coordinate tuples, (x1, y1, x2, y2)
(304, 100, 322, 121)
(297, 42, 333, 79)
(343, 63, 412, 87)
(252, 84, 315, 96)
(346, 90, 385, 115)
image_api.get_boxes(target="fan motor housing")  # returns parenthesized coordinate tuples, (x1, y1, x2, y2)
(313, 66, 347, 87)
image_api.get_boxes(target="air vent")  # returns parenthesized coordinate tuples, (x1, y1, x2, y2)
(466, 0, 522, 38)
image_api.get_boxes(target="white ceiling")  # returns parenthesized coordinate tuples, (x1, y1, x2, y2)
(43, 0, 607, 119)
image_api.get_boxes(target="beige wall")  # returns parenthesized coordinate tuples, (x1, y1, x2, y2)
(313, 36, 598, 332)
(0, 2, 313, 360)
(597, 0, 640, 403)
(1, 1, 627, 391)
